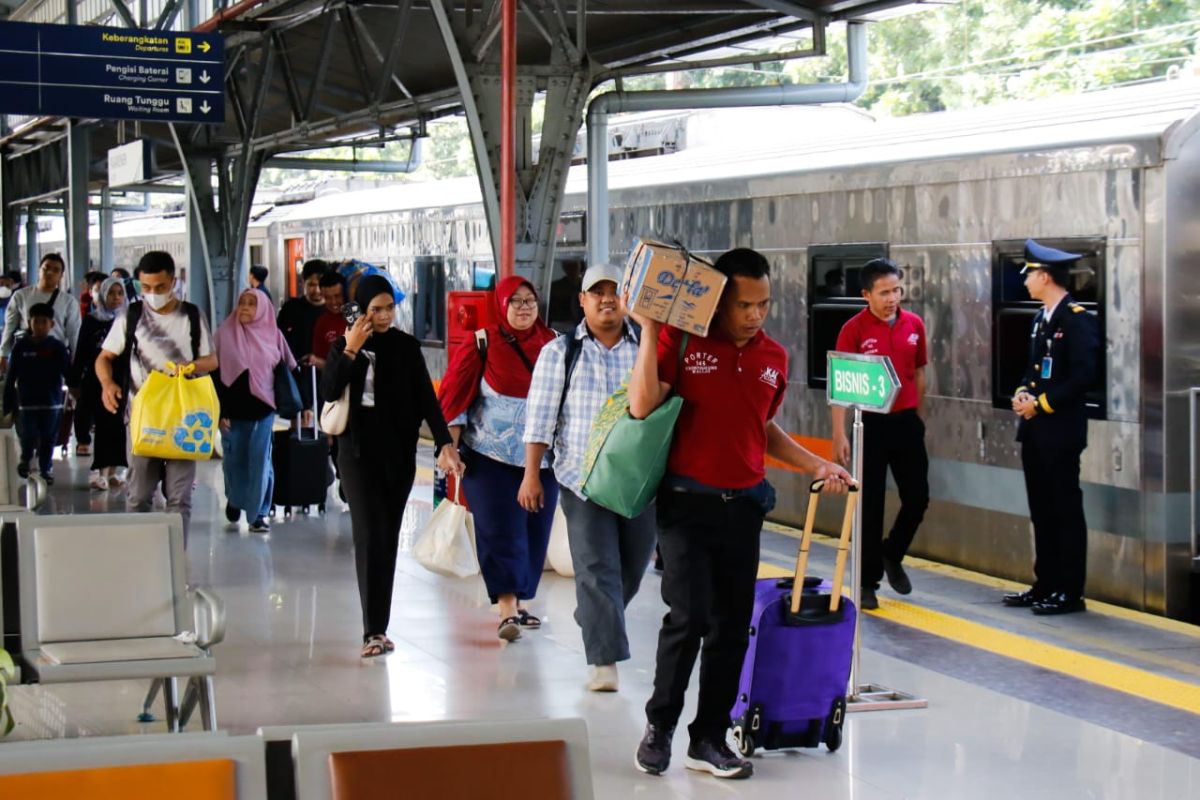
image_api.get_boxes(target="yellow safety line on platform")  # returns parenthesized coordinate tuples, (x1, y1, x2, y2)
(761, 521, 1200, 640)
(756, 561, 1200, 716)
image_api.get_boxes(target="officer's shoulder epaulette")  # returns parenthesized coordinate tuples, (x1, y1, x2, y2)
(1069, 303, 1086, 313)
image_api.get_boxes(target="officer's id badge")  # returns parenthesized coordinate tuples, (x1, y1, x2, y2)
(1041, 357, 1053, 379)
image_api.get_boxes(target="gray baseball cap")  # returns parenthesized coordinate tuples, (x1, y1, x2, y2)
(581, 262, 623, 291)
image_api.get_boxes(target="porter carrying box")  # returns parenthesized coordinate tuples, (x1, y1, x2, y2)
(622, 239, 726, 336)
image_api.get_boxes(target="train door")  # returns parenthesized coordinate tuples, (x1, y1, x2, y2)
(285, 238, 304, 299)
(546, 255, 585, 334)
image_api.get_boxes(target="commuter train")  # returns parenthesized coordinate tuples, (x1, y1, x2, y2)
(27, 80, 1200, 620)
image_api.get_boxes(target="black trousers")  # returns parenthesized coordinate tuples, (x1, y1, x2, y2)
(338, 442, 416, 640)
(861, 409, 930, 589)
(645, 489, 763, 742)
(1021, 435, 1088, 598)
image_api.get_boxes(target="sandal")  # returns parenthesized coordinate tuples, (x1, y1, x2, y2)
(360, 635, 388, 658)
(381, 636, 396, 653)
(517, 609, 541, 629)
(498, 616, 522, 642)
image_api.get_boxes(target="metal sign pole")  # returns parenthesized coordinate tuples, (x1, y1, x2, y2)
(825, 352, 928, 713)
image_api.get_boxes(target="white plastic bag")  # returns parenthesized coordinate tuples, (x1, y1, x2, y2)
(413, 485, 478, 578)
(546, 503, 574, 578)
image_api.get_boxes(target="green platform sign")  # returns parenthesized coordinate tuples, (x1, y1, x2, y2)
(827, 351, 901, 412)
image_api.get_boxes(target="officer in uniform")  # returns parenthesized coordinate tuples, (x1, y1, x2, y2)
(1003, 239, 1100, 615)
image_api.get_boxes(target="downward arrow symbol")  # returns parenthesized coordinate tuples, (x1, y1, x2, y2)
(199, 71, 211, 84)
(200, 101, 211, 114)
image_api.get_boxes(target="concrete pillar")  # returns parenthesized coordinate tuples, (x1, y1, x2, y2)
(0, 157, 17, 273)
(99, 186, 114, 272)
(66, 122, 90, 286)
(24, 210, 38, 282)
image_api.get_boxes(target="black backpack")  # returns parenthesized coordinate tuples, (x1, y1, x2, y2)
(121, 300, 202, 391)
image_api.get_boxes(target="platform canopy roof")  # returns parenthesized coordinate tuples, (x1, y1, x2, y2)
(2, 0, 925, 169)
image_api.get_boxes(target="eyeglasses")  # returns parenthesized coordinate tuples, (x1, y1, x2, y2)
(508, 297, 538, 310)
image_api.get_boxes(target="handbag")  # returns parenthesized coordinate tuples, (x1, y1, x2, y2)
(412, 481, 478, 578)
(273, 361, 302, 419)
(579, 333, 689, 518)
(129, 362, 220, 460)
(319, 385, 350, 435)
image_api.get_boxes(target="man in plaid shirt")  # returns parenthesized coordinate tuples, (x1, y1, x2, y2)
(520, 263, 655, 693)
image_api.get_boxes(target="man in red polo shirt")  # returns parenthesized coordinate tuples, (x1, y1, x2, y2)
(628, 247, 851, 780)
(832, 257, 930, 610)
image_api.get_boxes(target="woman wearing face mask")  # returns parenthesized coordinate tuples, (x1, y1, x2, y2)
(438, 276, 559, 642)
(321, 275, 463, 658)
(214, 289, 295, 533)
(68, 276, 129, 490)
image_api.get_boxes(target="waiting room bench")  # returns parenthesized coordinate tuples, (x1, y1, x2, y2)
(0, 731, 267, 799)
(259, 718, 594, 800)
(15, 512, 225, 731)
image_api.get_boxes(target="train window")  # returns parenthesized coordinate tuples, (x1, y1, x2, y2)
(472, 261, 496, 291)
(414, 256, 446, 345)
(806, 243, 888, 389)
(990, 237, 1106, 418)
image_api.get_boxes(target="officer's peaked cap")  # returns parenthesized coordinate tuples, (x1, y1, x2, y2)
(1021, 239, 1083, 273)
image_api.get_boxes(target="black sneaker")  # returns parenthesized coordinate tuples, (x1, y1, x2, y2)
(249, 517, 271, 533)
(882, 555, 912, 595)
(42, 473, 54, 486)
(225, 503, 240, 523)
(17, 463, 28, 479)
(685, 737, 753, 779)
(860, 587, 879, 610)
(634, 723, 675, 775)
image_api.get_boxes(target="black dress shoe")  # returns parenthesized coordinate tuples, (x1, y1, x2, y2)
(860, 588, 879, 610)
(1001, 589, 1041, 607)
(1031, 593, 1086, 616)
(882, 555, 912, 595)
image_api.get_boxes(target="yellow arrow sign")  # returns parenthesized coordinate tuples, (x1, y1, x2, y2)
(198, 40, 211, 53)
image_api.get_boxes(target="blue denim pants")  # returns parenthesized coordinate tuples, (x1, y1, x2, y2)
(18, 407, 61, 475)
(220, 414, 275, 519)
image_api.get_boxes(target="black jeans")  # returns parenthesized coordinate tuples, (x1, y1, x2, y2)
(645, 487, 763, 742)
(1021, 435, 1088, 598)
(861, 409, 929, 589)
(338, 442, 416, 640)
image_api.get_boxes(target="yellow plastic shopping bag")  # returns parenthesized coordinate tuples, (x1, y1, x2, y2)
(129, 362, 220, 460)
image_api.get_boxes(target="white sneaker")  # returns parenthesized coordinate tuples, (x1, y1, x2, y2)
(586, 664, 618, 692)
(88, 471, 107, 491)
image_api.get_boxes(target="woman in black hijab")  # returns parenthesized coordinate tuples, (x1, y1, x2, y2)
(321, 275, 464, 658)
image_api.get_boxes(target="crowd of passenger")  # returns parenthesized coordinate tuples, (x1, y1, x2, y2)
(5, 241, 1103, 782)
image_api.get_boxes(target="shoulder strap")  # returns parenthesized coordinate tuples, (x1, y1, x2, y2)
(555, 333, 585, 422)
(500, 329, 536, 373)
(48, 288, 59, 310)
(182, 302, 201, 360)
(124, 301, 144, 358)
(474, 328, 488, 367)
(678, 332, 690, 367)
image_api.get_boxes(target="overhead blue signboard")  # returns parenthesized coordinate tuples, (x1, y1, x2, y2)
(0, 20, 224, 123)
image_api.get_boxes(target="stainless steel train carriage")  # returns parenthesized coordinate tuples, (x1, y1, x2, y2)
(271, 81, 1200, 620)
(34, 81, 1200, 619)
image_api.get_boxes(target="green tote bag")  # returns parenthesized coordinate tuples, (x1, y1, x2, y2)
(579, 334, 688, 518)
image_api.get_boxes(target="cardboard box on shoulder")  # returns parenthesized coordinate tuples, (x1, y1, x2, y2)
(667, 258, 726, 337)
(622, 239, 728, 337)
(622, 239, 687, 324)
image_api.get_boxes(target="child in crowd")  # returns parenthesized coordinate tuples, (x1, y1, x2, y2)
(3, 303, 71, 483)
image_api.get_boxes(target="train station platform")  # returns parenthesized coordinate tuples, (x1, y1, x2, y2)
(4, 446, 1199, 798)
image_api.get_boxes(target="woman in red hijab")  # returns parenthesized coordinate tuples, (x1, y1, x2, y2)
(439, 276, 559, 641)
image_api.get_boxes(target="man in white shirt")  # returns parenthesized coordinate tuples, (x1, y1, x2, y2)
(95, 251, 217, 540)
(0, 253, 82, 370)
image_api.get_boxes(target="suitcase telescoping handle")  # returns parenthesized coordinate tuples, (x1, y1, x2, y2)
(789, 480, 859, 616)
(295, 364, 321, 441)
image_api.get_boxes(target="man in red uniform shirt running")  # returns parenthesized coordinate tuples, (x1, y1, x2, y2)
(832, 258, 929, 609)
(629, 247, 851, 780)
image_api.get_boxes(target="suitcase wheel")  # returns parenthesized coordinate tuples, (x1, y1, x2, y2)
(732, 724, 755, 758)
(823, 696, 846, 752)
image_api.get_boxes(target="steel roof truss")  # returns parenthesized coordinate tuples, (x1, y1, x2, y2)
(109, 0, 139, 29)
(373, 0, 416, 106)
(156, 0, 183, 31)
(305, 12, 339, 123)
(273, 31, 306, 124)
(338, 7, 376, 108)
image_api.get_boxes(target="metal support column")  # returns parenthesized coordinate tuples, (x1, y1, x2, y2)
(0, 156, 17, 272)
(500, 0, 516, 281)
(432, 0, 591, 294)
(99, 186, 115, 272)
(67, 122, 90, 284)
(25, 210, 38, 281)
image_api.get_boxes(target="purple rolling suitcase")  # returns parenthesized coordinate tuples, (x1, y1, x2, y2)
(731, 481, 859, 756)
